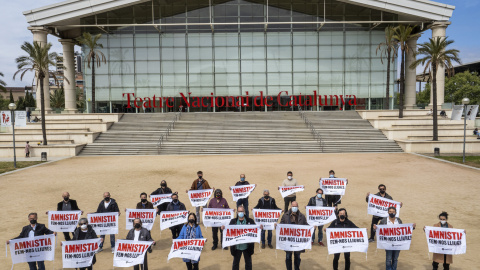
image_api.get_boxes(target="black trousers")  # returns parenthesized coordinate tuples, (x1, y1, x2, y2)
(232, 249, 252, 270)
(285, 251, 301, 270)
(77, 267, 92, 270)
(133, 252, 148, 270)
(171, 224, 183, 239)
(369, 216, 382, 239)
(325, 195, 341, 207)
(212, 227, 223, 247)
(432, 254, 450, 270)
(333, 252, 350, 270)
(63, 232, 72, 241)
(186, 262, 199, 270)
(284, 196, 296, 212)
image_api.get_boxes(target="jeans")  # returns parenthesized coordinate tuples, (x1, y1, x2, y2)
(236, 199, 249, 218)
(285, 251, 301, 270)
(133, 252, 148, 270)
(232, 249, 252, 270)
(312, 226, 324, 242)
(100, 234, 115, 248)
(369, 216, 382, 240)
(212, 227, 223, 247)
(386, 250, 400, 270)
(186, 262, 199, 270)
(284, 196, 296, 212)
(171, 224, 183, 239)
(63, 232, 72, 241)
(333, 252, 350, 270)
(28, 261, 45, 270)
(261, 230, 272, 245)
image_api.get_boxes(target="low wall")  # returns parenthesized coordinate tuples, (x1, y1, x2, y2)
(0, 144, 85, 158)
(396, 140, 480, 153)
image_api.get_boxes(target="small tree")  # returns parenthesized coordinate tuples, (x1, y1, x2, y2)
(9, 89, 14, 103)
(50, 87, 65, 109)
(16, 97, 25, 110)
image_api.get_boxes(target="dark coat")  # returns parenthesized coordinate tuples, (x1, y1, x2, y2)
(136, 202, 154, 209)
(228, 217, 256, 256)
(166, 201, 187, 211)
(253, 197, 281, 210)
(280, 210, 308, 225)
(379, 217, 403, 225)
(151, 188, 173, 213)
(126, 228, 154, 242)
(96, 198, 120, 213)
(15, 223, 54, 239)
(327, 218, 358, 229)
(307, 196, 327, 207)
(190, 179, 211, 190)
(57, 199, 80, 211)
(72, 225, 98, 266)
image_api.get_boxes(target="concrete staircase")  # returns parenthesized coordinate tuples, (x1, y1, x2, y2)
(79, 111, 402, 155)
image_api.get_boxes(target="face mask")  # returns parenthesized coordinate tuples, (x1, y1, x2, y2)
(287, 176, 292, 180)
(134, 223, 142, 229)
(141, 199, 147, 203)
(329, 175, 334, 178)
(389, 213, 395, 218)
(173, 199, 178, 203)
(64, 197, 69, 201)
(440, 220, 447, 225)
(189, 219, 195, 224)
(104, 197, 110, 202)
(198, 176, 203, 179)
(238, 212, 245, 218)
(161, 184, 166, 187)
(30, 219, 37, 225)
(291, 207, 298, 213)
(240, 178, 245, 182)
(339, 215, 346, 220)
(80, 224, 87, 230)
(264, 195, 269, 199)
(216, 194, 221, 198)
(317, 194, 322, 198)
(379, 190, 385, 194)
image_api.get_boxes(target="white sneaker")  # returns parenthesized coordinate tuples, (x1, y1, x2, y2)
(111, 248, 115, 253)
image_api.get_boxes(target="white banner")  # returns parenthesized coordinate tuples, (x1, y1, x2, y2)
(276, 224, 314, 251)
(326, 228, 369, 255)
(279, 186, 305, 198)
(125, 209, 156, 231)
(167, 238, 206, 262)
(367, 194, 401, 218)
(0, 111, 27, 127)
(202, 208, 234, 228)
(451, 105, 463, 120)
(222, 225, 261, 248)
(230, 184, 256, 202)
(252, 209, 282, 231)
(1, 111, 11, 127)
(9, 235, 56, 265)
(424, 226, 466, 255)
(113, 240, 153, 267)
(306, 206, 337, 226)
(160, 211, 189, 230)
(62, 238, 101, 269)
(188, 189, 214, 207)
(151, 194, 173, 207)
(87, 212, 119, 235)
(48, 210, 82, 232)
(320, 178, 347, 195)
(465, 105, 479, 121)
(376, 224, 413, 251)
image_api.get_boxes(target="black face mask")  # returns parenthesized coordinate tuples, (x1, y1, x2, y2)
(389, 213, 396, 218)
(64, 197, 69, 201)
(339, 215, 346, 220)
(141, 199, 147, 203)
(198, 176, 203, 179)
(264, 195, 269, 199)
(30, 219, 37, 225)
(379, 190, 386, 194)
(216, 195, 221, 198)
(188, 219, 195, 224)
(104, 197, 111, 202)
(134, 223, 142, 229)
(161, 184, 166, 187)
(173, 199, 179, 203)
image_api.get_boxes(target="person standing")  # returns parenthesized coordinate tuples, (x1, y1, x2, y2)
(126, 219, 155, 270)
(6, 213, 56, 270)
(231, 174, 254, 218)
(253, 189, 281, 249)
(325, 208, 358, 270)
(72, 218, 102, 270)
(307, 188, 327, 246)
(151, 180, 172, 215)
(281, 171, 298, 212)
(177, 213, 204, 270)
(26, 108, 31, 123)
(373, 207, 416, 270)
(366, 184, 402, 242)
(324, 170, 348, 209)
(25, 141, 30, 158)
(166, 193, 187, 239)
(208, 189, 229, 250)
(50, 192, 82, 241)
(186, 171, 213, 225)
(96, 192, 120, 253)
(136, 192, 154, 209)
(279, 201, 308, 270)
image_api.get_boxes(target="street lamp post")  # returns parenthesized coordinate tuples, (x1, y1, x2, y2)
(8, 103, 17, 168)
(461, 97, 470, 164)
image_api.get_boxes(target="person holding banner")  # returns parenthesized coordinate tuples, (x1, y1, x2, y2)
(307, 188, 327, 246)
(53, 192, 82, 241)
(324, 170, 347, 209)
(253, 189, 281, 249)
(373, 207, 416, 270)
(136, 192, 154, 209)
(231, 174, 253, 218)
(325, 208, 358, 270)
(281, 171, 298, 212)
(166, 193, 187, 239)
(186, 171, 213, 225)
(126, 218, 156, 270)
(71, 218, 101, 270)
(151, 180, 172, 215)
(208, 189, 229, 250)
(95, 192, 120, 253)
(177, 213, 204, 270)
(6, 212, 56, 270)
(279, 201, 308, 270)
(425, 212, 456, 270)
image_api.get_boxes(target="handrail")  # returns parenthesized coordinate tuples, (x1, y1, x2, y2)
(157, 108, 182, 154)
(298, 106, 324, 152)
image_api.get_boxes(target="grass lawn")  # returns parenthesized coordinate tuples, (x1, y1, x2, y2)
(0, 161, 45, 174)
(435, 155, 480, 168)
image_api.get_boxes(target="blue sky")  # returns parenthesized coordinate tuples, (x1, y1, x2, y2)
(0, 0, 479, 87)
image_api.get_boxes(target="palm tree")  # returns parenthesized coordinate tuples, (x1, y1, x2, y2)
(393, 25, 420, 118)
(376, 26, 398, 110)
(14, 41, 61, 145)
(50, 87, 65, 109)
(0, 72, 6, 92)
(410, 37, 460, 141)
(76, 32, 106, 113)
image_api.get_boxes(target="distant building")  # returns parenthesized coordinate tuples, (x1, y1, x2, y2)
(1, 87, 33, 101)
(52, 51, 84, 91)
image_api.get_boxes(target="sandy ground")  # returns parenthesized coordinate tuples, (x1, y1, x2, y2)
(0, 153, 478, 270)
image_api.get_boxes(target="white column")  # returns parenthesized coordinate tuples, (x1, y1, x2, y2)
(405, 35, 419, 109)
(429, 21, 451, 108)
(28, 26, 52, 113)
(59, 39, 77, 113)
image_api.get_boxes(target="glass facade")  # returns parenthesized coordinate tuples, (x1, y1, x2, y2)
(81, 0, 398, 112)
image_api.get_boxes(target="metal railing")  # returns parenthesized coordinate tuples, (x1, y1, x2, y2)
(298, 106, 324, 152)
(157, 109, 182, 154)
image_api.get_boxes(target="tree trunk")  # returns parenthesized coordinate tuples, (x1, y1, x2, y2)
(91, 54, 96, 113)
(398, 49, 405, 118)
(384, 49, 391, 110)
(432, 64, 438, 141)
(39, 73, 48, 145)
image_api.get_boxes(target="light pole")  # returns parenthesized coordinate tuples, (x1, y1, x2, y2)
(8, 103, 17, 168)
(461, 97, 470, 164)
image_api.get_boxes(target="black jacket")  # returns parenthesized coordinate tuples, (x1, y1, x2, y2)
(14, 223, 54, 239)
(72, 225, 98, 265)
(57, 199, 80, 211)
(150, 187, 173, 195)
(126, 227, 154, 252)
(327, 218, 358, 229)
(166, 201, 187, 211)
(307, 196, 327, 207)
(228, 217, 256, 256)
(96, 198, 120, 213)
(136, 202, 154, 209)
(253, 197, 280, 210)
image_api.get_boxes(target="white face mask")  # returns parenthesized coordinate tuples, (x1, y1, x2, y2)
(287, 176, 292, 180)
(440, 220, 447, 225)
(329, 175, 334, 178)
(81, 224, 87, 230)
